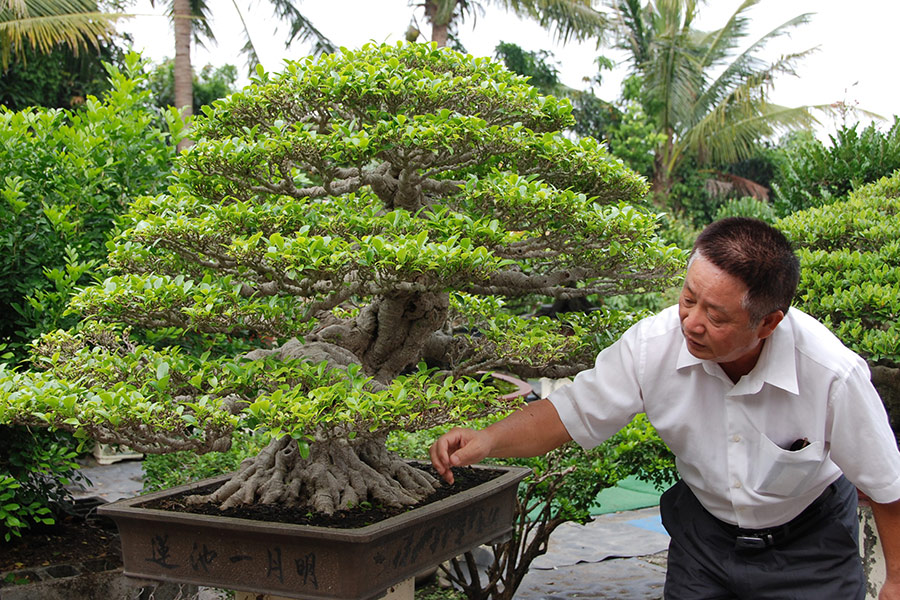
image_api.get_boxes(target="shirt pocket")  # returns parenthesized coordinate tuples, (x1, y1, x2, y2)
(753, 433, 826, 497)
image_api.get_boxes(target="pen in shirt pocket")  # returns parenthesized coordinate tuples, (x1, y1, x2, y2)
(789, 437, 810, 451)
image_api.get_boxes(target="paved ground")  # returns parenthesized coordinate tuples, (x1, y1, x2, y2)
(517, 508, 667, 599)
(72, 456, 668, 599)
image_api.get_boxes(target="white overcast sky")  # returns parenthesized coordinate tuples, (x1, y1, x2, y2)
(120, 1, 899, 139)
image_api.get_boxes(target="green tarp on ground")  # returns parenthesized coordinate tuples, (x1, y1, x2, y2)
(590, 475, 665, 515)
(527, 475, 665, 520)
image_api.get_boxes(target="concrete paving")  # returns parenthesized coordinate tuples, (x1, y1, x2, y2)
(72, 457, 668, 599)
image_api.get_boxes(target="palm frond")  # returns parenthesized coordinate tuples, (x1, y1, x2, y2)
(0, 0, 121, 69)
(266, 0, 335, 55)
(187, 0, 213, 46)
(687, 101, 819, 166)
(697, 0, 759, 68)
(492, 0, 610, 44)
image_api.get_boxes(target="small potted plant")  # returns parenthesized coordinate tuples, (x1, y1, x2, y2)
(0, 43, 682, 599)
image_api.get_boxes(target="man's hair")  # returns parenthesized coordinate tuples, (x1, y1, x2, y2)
(691, 217, 800, 324)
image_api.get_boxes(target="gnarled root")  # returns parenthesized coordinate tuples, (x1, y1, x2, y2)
(185, 434, 440, 515)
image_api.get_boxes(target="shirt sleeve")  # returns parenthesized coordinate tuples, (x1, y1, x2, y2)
(547, 321, 646, 449)
(827, 358, 900, 504)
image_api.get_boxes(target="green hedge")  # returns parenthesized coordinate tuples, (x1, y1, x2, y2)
(778, 172, 900, 366)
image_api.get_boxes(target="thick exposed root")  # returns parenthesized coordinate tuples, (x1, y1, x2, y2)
(185, 435, 440, 515)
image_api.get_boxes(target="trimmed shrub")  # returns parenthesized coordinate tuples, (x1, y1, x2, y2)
(779, 172, 900, 366)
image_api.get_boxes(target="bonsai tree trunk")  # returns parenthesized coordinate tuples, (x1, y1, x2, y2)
(188, 434, 440, 514)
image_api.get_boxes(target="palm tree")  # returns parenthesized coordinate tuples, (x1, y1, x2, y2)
(415, 0, 609, 48)
(172, 0, 190, 149)
(157, 0, 335, 150)
(607, 0, 821, 195)
(0, 0, 122, 70)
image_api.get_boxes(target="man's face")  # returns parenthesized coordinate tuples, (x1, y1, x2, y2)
(678, 255, 781, 377)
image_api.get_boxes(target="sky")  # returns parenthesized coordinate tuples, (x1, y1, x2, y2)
(120, 1, 899, 139)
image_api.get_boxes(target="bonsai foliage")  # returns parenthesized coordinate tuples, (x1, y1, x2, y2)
(778, 171, 900, 433)
(0, 43, 683, 515)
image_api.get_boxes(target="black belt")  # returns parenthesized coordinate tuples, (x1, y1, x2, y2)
(719, 483, 837, 550)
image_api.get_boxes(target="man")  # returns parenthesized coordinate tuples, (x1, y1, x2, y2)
(431, 217, 900, 599)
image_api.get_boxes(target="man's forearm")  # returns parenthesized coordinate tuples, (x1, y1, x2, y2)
(482, 398, 573, 457)
(870, 498, 900, 599)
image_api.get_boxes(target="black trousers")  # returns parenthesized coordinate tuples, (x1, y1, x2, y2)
(660, 477, 865, 599)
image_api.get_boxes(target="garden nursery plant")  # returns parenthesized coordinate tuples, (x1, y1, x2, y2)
(0, 43, 683, 537)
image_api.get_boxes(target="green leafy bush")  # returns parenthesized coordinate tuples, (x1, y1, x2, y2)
(778, 171, 900, 366)
(0, 52, 186, 354)
(0, 426, 87, 540)
(772, 118, 900, 217)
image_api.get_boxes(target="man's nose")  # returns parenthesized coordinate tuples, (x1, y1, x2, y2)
(682, 307, 704, 334)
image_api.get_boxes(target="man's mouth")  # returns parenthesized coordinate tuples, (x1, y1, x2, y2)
(684, 335, 705, 350)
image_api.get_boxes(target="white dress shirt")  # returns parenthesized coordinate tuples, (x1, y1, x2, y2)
(549, 305, 900, 528)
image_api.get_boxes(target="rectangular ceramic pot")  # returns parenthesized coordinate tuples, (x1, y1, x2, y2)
(98, 464, 529, 600)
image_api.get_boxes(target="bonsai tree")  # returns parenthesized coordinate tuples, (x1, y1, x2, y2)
(0, 43, 683, 517)
(777, 171, 900, 436)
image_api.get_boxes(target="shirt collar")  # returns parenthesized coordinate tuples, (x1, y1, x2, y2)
(675, 313, 800, 396)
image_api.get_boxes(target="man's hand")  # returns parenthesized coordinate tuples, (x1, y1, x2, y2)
(429, 427, 493, 485)
(429, 398, 572, 485)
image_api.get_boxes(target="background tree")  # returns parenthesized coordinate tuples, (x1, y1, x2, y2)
(154, 0, 334, 149)
(0, 0, 123, 70)
(605, 0, 820, 198)
(171, 0, 190, 149)
(414, 0, 608, 48)
(0, 39, 123, 109)
(146, 57, 237, 114)
(1, 43, 683, 518)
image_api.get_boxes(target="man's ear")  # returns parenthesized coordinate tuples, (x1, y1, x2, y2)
(757, 310, 785, 340)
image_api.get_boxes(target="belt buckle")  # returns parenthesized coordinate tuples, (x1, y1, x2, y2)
(735, 533, 774, 549)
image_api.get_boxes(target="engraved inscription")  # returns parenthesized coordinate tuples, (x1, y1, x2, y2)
(189, 542, 218, 573)
(267, 547, 284, 583)
(146, 534, 179, 569)
(378, 502, 506, 574)
(295, 552, 319, 589)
